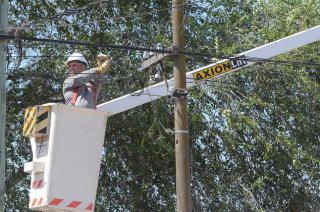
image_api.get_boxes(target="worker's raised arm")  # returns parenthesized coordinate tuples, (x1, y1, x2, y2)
(63, 68, 101, 88)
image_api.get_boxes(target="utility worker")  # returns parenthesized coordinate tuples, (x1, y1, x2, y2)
(63, 52, 112, 109)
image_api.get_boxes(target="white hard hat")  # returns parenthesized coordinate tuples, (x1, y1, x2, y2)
(66, 53, 88, 66)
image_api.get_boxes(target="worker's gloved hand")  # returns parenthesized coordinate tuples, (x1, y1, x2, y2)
(96, 53, 110, 66)
(96, 54, 112, 73)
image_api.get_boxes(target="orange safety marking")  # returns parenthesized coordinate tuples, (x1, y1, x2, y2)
(49, 198, 63, 206)
(85, 203, 93, 210)
(67, 201, 81, 208)
(31, 198, 37, 206)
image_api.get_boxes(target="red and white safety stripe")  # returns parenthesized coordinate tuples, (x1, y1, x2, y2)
(31, 179, 45, 189)
(29, 197, 94, 211)
(48, 198, 94, 211)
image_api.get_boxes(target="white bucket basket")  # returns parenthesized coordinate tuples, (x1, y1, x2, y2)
(23, 103, 109, 211)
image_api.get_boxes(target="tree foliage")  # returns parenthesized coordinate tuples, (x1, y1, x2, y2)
(5, 0, 320, 211)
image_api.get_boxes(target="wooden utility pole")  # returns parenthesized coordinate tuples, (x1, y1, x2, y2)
(172, 0, 192, 211)
(0, 0, 8, 211)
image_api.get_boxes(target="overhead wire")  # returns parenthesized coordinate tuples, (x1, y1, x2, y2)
(4, 34, 320, 69)
(5, 52, 320, 94)
(7, 53, 320, 70)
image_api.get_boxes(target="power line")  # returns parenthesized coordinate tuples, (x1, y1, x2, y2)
(3, 33, 320, 69)
(0, 34, 225, 62)
(8, 53, 320, 69)
(0, 33, 186, 54)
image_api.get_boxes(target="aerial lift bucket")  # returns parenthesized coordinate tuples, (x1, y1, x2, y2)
(23, 103, 109, 211)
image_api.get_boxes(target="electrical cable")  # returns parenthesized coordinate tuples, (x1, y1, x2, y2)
(0, 33, 179, 53)
(4, 61, 318, 86)
(3, 34, 320, 69)
(8, 54, 320, 69)
(1, 33, 227, 58)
